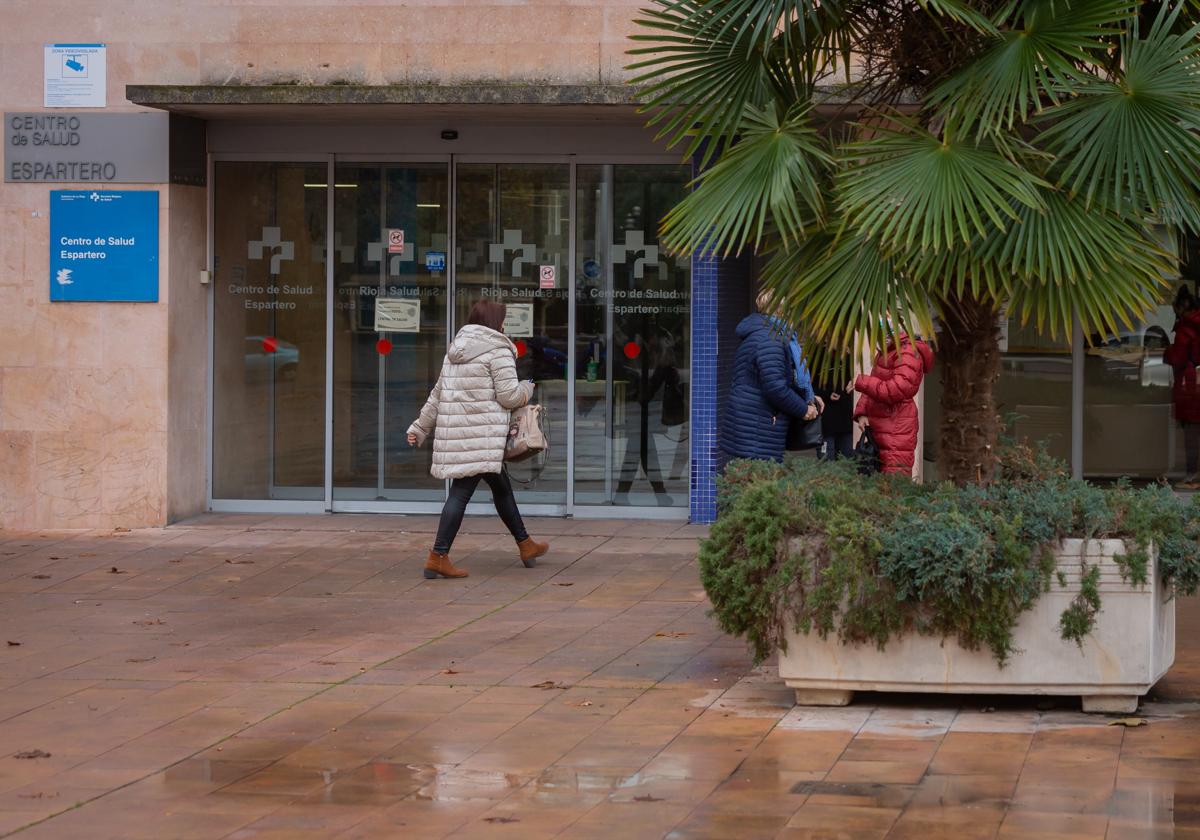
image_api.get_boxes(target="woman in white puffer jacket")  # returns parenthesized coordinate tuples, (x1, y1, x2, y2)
(407, 300, 549, 579)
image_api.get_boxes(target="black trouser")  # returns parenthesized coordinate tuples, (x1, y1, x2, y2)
(1185, 421, 1200, 475)
(433, 470, 529, 554)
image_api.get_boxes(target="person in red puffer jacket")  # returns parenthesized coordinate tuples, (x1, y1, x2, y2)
(1164, 287, 1200, 487)
(853, 334, 935, 476)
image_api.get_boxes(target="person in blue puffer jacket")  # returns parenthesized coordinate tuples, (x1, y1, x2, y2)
(720, 312, 820, 462)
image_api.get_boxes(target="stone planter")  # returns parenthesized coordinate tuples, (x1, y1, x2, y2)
(778, 540, 1175, 713)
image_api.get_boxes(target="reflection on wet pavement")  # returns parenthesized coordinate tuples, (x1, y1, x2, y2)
(1, 514, 1199, 838)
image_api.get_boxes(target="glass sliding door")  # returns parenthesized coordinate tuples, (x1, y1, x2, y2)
(574, 164, 691, 507)
(454, 163, 571, 506)
(211, 158, 692, 515)
(331, 163, 450, 502)
(212, 161, 328, 501)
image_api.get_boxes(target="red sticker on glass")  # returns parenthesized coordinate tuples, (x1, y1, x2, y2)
(262, 336, 278, 354)
(515, 339, 527, 358)
(623, 341, 641, 359)
(376, 338, 393, 356)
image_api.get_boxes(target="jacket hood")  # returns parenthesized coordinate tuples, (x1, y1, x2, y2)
(448, 324, 515, 363)
(736, 313, 778, 340)
(886, 333, 934, 372)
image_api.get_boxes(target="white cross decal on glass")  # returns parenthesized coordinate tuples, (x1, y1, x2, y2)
(488, 229, 536, 278)
(365, 240, 415, 276)
(248, 227, 295, 275)
(313, 231, 355, 265)
(612, 231, 660, 280)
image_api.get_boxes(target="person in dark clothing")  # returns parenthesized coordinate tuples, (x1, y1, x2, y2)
(720, 313, 818, 462)
(813, 362, 855, 461)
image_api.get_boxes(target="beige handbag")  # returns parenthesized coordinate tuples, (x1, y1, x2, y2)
(504, 403, 549, 463)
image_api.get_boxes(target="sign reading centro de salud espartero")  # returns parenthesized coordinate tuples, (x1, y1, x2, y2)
(5, 112, 169, 183)
(50, 190, 159, 303)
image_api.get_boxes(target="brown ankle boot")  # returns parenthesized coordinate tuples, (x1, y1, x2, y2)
(517, 537, 549, 568)
(423, 551, 468, 579)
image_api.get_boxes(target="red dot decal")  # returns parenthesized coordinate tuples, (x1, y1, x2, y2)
(515, 340, 527, 358)
(623, 341, 641, 359)
(376, 338, 393, 356)
(262, 336, 278, 354)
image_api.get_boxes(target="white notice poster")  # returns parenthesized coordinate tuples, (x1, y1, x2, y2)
(503, 303, 533, 337)
(375, 298, 420, 333)
(44, 44, 107, 108)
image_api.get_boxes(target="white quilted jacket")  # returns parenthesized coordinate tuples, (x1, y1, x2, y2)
(408, 324, 533, 480)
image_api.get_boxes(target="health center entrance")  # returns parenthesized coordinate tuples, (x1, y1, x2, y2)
(209, 157, 692, 517)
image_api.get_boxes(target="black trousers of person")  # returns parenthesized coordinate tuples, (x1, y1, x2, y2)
(432, 470, 529, 554)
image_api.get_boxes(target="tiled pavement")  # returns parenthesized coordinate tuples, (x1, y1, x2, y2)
(1, 515, 1199, 839)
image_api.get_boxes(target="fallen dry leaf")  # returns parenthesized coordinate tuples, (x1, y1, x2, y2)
(1108, 717, 1148, 728)
(225, 559, 255, 565)
(31, 574, 50, 580)
(14, 750, 51, 760)
(440, 668, 460, 675)
(482, 817, 519, 824)
(114, 527, 131, 533)
(7, 641, 21, 647)
(553, 582, 574, 587)
(79, 553, 96, 557)
(654, 632, 691, 638)
(633, 795, 664, 802)
(531, 681, 569, 690)
(108, 567, 127, 575)
(125, 657, 155, 663)
(17, 792, 57, 800)
(133, 619, 165, 626)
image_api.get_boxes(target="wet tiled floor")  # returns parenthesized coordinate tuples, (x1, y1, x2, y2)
(1, 514, 1199, 838)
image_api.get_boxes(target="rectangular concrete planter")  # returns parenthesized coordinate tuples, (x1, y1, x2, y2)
(778, 539, 1175, 713)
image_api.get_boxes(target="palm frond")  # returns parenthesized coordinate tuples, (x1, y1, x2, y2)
(629, 1, 778, 164)
(1037, 2, 1200, 229)
(904, 189, 1172, 338)
(931, 0, 1135, 133)
(758, 232, 938, 376)
(660, 102, 833, 256)
(839, 121, 1048, 255)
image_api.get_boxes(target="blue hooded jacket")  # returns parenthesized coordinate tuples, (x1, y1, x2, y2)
(720, 314, 815, 462)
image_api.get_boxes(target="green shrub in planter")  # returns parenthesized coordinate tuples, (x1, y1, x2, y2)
(700, 443, 1200, 666)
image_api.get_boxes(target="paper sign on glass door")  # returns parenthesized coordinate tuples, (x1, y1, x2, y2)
(503, 303, 533, 337)
(375, 298, 420, 333)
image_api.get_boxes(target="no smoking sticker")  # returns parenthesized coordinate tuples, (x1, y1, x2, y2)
(539, 265, 556, 289)
(387, 229, 405, 254)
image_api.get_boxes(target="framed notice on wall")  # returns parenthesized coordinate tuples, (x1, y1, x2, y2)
(44, 44, 106, 108)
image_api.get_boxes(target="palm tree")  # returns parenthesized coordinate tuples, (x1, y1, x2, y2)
(629, 0, 1200, 484)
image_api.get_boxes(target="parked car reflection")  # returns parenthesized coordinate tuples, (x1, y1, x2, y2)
(245, 336, 300, 383)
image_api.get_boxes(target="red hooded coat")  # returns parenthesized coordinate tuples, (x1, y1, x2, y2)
(853, 336, 935, 475)
(1164, 310, 1200, 424)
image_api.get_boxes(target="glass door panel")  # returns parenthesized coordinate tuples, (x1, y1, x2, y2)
(332, 163, 450, 502)
(212, 161, 328, 500)
(573, 164, 691, 507)
(454, 163, 570, 505)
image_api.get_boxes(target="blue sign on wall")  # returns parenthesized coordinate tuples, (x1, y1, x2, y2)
(49, 190, 158, 302)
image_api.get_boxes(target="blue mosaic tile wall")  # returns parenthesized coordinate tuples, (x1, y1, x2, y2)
(690, 249, 719, 523)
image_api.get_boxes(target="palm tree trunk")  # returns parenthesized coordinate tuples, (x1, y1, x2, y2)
(937, 294, 1002, 485)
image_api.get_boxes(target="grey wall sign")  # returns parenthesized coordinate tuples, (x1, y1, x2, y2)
(5, 111, 169, 183)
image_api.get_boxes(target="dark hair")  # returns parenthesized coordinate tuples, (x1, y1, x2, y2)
(467, 299, 507, 332)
